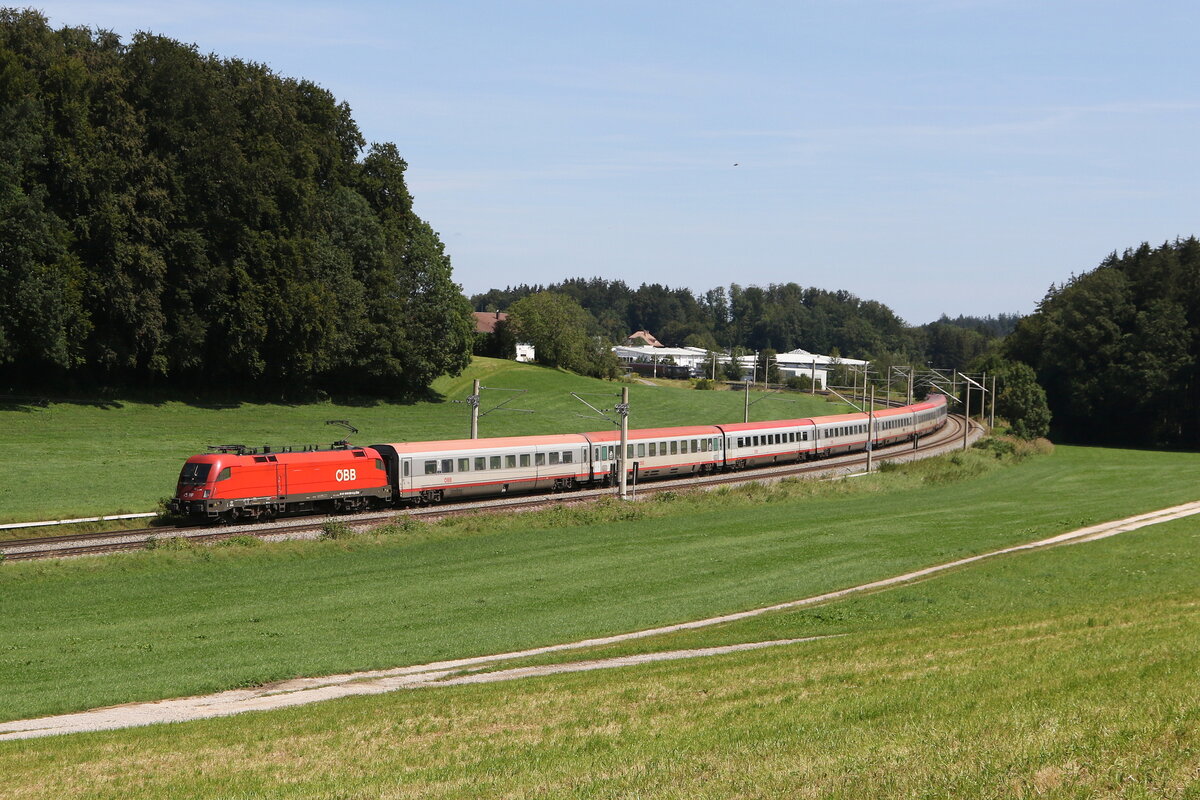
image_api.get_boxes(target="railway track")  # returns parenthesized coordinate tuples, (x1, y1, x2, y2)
(1, 414, 981, 562)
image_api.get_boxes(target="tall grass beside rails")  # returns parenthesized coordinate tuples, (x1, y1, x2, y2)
(0, 357, 847, 524)
(1, 500, 1197, 798)
(1, 445, 1199, 725)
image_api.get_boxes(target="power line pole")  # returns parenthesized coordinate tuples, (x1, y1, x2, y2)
(990, 374, 997, 428)
(744, 380, 751, 423)
(469, 379, 480, 439)
(617, 385, 629, 500)
(962, 374, 970, 451)
(866, 385, 875, 473)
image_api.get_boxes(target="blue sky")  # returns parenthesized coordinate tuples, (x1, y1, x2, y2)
(32, 1, 1200, 324)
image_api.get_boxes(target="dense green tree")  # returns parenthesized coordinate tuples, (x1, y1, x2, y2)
(970, 353, 1051, 439)
(0, 10, 472, 396)
(1007, 238, 1199, 445)
(507, 291, 608, 376)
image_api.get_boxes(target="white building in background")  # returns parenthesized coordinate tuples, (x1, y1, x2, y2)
(515, 343, 536, 363)
(613, 345, 713, 375)
(612, 343, 869, 389)
(771, 349, 868, 390)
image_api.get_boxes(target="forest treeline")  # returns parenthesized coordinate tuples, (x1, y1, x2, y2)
(0, 10, 474, 396)
(1006, 237, 1200, 447)
(473, 279, 1019, 371)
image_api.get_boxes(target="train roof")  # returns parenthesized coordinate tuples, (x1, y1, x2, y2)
(583, 425, 723, 443)
(184, 447, 379, 465)
(374, 433, 589, 454)
(808, 411, 870, 425)
(716, 418, 813, 433)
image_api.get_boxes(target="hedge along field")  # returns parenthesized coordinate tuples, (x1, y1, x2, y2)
(1, 483, 1197, 798)
(0, 357, 846, 524)
(2, 444, 1199, 725)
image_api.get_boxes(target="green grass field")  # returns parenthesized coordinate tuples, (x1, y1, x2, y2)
(2, 443, 1198, 729)
(0, 359, 845, 524)
(0, 450, 1197, 798)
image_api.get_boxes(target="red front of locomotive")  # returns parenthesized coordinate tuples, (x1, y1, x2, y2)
(171, 447, 392, 522)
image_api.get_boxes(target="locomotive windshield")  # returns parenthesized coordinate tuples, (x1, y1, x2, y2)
(178, 462, 213, 485)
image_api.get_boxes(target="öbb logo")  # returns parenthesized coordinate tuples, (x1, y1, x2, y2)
(335, 468, 357, 482)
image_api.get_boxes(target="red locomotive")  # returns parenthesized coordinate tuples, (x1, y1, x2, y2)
(171, 443, 391, 522)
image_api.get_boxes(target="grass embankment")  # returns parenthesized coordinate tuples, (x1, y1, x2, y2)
(1, 443, 1197, 729)
(0, 358, 843, 525)
(1, 450, 1198, 797)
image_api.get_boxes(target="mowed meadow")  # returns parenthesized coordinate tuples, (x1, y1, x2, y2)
(3, 359, 1199, 797)
(0, 444, 1198, 798)
(0, 358, 845, 525)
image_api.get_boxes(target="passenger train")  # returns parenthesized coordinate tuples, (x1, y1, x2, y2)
(171, 394, 948, 523)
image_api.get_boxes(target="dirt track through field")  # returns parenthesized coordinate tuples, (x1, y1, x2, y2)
(3, 499, 1199, 741)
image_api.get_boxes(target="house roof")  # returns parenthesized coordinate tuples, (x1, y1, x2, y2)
(625, 330, 664, 347)
(473, 311, 508, 334)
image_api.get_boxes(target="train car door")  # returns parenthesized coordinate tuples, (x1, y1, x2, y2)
(401, 458, 412, 496)
(275, 462, 286, 498)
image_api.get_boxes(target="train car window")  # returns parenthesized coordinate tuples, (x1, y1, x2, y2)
(254, 456, 269, 463)
(458, 458, 470, 472)
(403, 461, 410, 477)
(627, 444, 634, 459)
(217, 467, 231, 481)
(660, 441, 667, 454)
(475, 457, 486, 470)
(802, 431, 809, 441)
(536, 452, 546, 466)
(637, 443, 646, 458)
(594, 448, 600, 461)
(505, 455, 517, 468)
(441, 459, 453, 473)
(424, 461, 437, 475)
(671, 441, 678, 455)
(520, 454, 530, 467)
(737, 438, 743, 448)
(563, 451, 573, 464)
(490, 456, 501, 469)
(376, 458, 385, 471)
(701, 439, 709, 452)
(649, 443, 657, 457)
(549, 452, 560, 465)
(689, 439, 697, 452)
